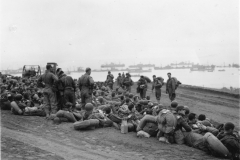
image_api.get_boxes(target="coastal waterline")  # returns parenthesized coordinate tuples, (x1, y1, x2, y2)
(11, 68, 239, 89)
(69, 68, 239, 89)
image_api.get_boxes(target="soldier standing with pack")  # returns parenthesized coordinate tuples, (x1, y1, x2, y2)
(122, 73, 133, 93)
(58, 70, 76, 110)
(78, 68, 94, 109)
(106, 71, 114, 90)
(166, 72, 179, 102)
(37, 64, 58, 118)
(116, 73, 122, 90)
(152, 75, 163, 104)
(137, 75, 148, 99)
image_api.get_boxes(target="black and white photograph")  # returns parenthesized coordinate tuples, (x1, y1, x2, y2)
(0, 0, 239, 159)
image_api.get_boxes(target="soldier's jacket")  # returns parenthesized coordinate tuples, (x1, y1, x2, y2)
(59, 74, 76, 92)
(217, 132, 240, 159)
(174, 114, 192, 132)
(137, 78, 147, 89)
(166, 78, 176, 93)
(152, 78, 163, 90)
(106, 74, 114, 82)
(78, 73, 94, 92)
(122, 77, 133, 86)
(37, 70, 58, 89)
(116, 76, 122, 86)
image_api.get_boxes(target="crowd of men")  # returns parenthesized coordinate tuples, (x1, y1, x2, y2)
(0, 64, 239, 160)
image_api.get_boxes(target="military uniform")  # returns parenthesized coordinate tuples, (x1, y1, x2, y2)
(78, 73, 94, 108)
(116, 75, 122, 89)
(166, 78, 176, 101)
(157, 109, 177, 143)
(152, 77, 163, 103)
(60, 75, 76, 110)
(137, 77, 147, 99)
(122, 76, 133, 93)
(37, 70, 58, 115)
(106, 74, 114, 90)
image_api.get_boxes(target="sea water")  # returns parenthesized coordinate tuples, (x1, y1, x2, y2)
(70, 68, 240, 89)
(10, 68, 240, 89)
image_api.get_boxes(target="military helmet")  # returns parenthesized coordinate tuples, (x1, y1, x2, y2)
(129, 93, 134, 98)
(15, 94, 23, 101)
(85, 103, 94, 111)
(184, 106, 190, 114)
(176, 105, 185, 112)
(171, 101, 178, 108)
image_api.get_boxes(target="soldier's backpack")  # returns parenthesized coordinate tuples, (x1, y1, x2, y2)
(172, 77, 181, 89)
(156, 109, 177, 134)
(143, 122, 158, 137)
(144, 76, 151, 83)
(157, 77, 164, 85)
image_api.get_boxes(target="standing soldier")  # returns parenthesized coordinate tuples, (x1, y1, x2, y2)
(122, 72, 125, 89)
(106, 71, 114, 90)
(166, 73, 176, 102)
(122, 73, 133, 93)
(37, 64, 58, 118)
(152, 75, 164, 104)
(116, 73, 122, 90)
(58, 70, 76, 110)
(78, 68, 94, 109)
(137, 75, 148, 99)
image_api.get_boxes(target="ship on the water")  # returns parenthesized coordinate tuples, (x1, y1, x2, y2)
(218, 69, 225, 72)
(77, 67, 84, 72)
(101, 62, 125, 68)
(100, 62, 126, 72)
(129, 63, 155, 68)
(92, 69, 109, 72)
(154, 65, 172, 70)
(190, 65, 215, 72)
(127, 63, 153, 73)
(92, 68, 128, 72)
(131, 74, 141, 77)
(170, 62, 193, 69)
(66, 69, 71, 75)
(127, 68, 152, 73)
(154, 62, 193, 70)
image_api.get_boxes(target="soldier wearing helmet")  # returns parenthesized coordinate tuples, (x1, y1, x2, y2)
(78, 68, 94, 109)
(106, 71, 114, 90)
(116, 73, 122, 90)
(166, 73, 176, 102)
(152, 75, 164, 104)
(137, 75, 147, 99)
(37, 64, 58, 118)
(122, 73, 133, 93)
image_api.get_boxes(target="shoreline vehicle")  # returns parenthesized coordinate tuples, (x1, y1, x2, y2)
(22, 65, 41, 79)
(47, 62, 58, 74)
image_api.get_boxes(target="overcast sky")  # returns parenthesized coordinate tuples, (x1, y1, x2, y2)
(0, 0, 239, 70)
